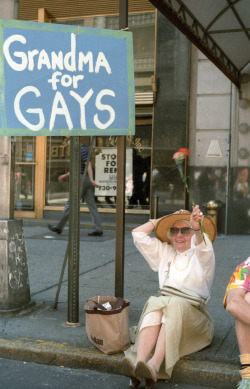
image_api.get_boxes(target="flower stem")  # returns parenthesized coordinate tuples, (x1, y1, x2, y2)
(176, 161, 207, 244)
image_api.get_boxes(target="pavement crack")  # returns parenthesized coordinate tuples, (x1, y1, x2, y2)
(214, 324, 233, 356)
(0, 319, 8, 334)
(31, 258, 115, 297)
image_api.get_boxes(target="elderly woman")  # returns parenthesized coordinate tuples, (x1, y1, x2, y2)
(122, 205, 216, 388)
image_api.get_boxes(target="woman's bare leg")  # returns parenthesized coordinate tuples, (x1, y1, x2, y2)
(235, 293, 250, 355)
(135, 325, 161, 365)
(148, 324, 166, 372)
(235, 319, 250, 355)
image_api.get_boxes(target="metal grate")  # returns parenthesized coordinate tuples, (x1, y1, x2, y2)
(135, 91, 154, 105)
(19, 0, 155, 21)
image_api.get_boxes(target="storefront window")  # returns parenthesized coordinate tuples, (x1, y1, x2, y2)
(228, 167, 250, 234)
(46, 137, 70, 206)
(14, 136, 36, 210)
(150, 14, 190, 217)
(127, 120, 152, 209)
(53, 12, 155, 92)
(93, 118, 152, 209)
(49, 13, 155, 211)
(189, 166, 227, 234)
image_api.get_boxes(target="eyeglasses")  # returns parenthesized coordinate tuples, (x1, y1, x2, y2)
(169, 227, 193, 236)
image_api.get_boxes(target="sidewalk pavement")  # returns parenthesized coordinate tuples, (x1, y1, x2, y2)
(0, 217, 250, 388)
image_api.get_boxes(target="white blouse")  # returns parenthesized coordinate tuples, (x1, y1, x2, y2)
(132, 231, 215, 300)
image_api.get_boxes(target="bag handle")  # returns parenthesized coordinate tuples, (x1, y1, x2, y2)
(87, 299, 106, 310)
(114, 297, 126, 309)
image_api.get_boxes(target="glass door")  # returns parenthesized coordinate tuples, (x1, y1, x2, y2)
(14, 137, 36, 211)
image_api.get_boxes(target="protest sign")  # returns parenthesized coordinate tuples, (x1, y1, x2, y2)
(0, 19, 135, 136)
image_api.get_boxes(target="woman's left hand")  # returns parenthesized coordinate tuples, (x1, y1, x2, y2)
(190, 205, 203, 231)
(90, 179, 101, 189)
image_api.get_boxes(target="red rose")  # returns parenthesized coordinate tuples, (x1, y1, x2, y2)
(173, 148, 190, 161)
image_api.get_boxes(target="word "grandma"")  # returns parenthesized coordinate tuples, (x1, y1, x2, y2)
(3, 33, 116, 131)
(3, 33, 112, 75)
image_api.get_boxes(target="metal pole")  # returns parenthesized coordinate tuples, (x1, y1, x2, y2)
(68, 136, 81, 324)
(224, 82, 234, 235)
(153, 195, 159, 219)
(53, 137, 95, 310)
(115, 0, 128, 298)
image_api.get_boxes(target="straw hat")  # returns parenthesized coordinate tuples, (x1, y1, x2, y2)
(154, 210, 216, 244)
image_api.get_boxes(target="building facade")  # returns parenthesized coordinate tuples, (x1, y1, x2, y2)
(12, 0, 250, 235)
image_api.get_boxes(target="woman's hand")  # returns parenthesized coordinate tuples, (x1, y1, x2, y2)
(58, 172, 70, 182)
(190, 204, 203, 231)
(90, 179, 101, 189)
(132, 217, 162, 233)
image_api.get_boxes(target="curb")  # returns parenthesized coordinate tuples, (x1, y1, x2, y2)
(21, 219, 136, 232)
(0, 337, 240, 388)
(0, 337, 121, 373)
(171, 359, 240, 388)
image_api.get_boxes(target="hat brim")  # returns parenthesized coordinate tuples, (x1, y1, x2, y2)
(154, 212, 217, 243)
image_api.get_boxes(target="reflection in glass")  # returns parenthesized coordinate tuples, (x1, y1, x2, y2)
(127, 149, 150, 209)
(46, 137, 70, 206)
(151, 13, 190, 217)
(151, 163, 184, 215)
(53, 12, 155, 93)
(126, 122, 151, 210)
(93, 120, 152, 210)
(15, 136, 35, 163)
(228, 167, 250, 234)
(50, 13, 154, 212)
(14, 137, 36, 210)
(189, 166, 227, 233)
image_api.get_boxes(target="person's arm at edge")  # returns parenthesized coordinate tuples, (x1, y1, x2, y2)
(87, 161, 101, 189)
(58, 172, 70, 182)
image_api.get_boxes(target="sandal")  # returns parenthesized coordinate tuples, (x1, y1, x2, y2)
(129, 377, 142, 388)
(135, 361, 157, 383)
(122, 357, 136, 377)
(145, 379, 154, 389)
(122, 357, 142, 388)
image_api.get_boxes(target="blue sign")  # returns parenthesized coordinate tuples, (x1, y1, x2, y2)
(0, 19, 135, 136)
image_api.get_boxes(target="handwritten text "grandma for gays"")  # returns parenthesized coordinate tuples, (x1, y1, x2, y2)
(3, 33, 117, 131)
